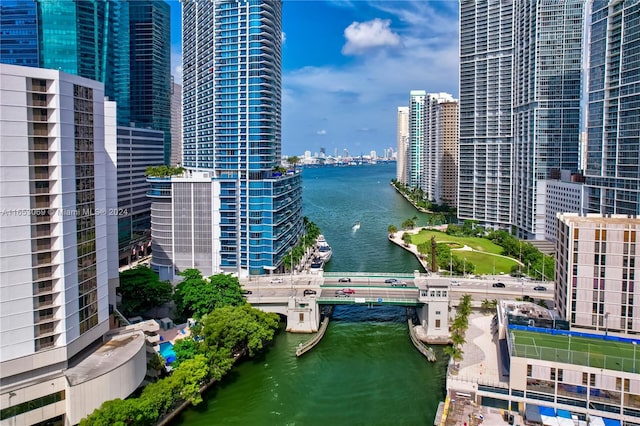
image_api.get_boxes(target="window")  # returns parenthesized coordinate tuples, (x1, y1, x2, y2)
(299, 313, 304, 322)
(435, 319, 441, 328)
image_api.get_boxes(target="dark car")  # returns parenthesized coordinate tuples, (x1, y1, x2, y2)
(338, 277, 351, 282)
(492, 282, 506, 288)
(242, 290, 252, 295)
(533, 286, 547, 291)
(391, 281, 407, 287)
(303, 289, 317, 296)
(385, 278, 399, 284)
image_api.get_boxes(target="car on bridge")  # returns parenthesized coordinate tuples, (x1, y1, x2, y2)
(242, 290, 252, 295)
(384, 278, 399, 284)
(492, 282, 506, 288)
(533, 286, 547, 291)
(338, 277, 351, 282)
(335, 290, 348, 297)
(391, 281, 407, 287)
(341, 288, 356, 295)
(303, 289, 317, 296)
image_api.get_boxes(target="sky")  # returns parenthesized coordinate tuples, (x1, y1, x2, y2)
(168, 1, 460, 157)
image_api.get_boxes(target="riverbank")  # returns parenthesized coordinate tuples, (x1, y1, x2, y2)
(388, 226, 438, 273)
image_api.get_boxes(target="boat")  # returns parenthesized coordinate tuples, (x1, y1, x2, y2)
(317, 244, 332, 262)
(309, 256, 324, 273)
(352, 221, 360, 232)
(315, 234, 332, 262)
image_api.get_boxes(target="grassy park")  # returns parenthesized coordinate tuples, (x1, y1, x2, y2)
(407, 229, 521, 275)
(511, 329, 638, 373)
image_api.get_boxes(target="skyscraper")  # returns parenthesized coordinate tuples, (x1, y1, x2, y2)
(396, 106, 409, 184)
(458, 0, 514, 228)
(149, 0, 303, 278)
(407, 90, 427, 190)
(0, 0, 39, 67)
(585, 0, 640, 216)
(0, 64, 147, 426)
(170, 79, 183, 166)
(511, 0, 585, 239)
(459, 0, 585, 239)
(36, 0, 132, 126)
(129, 0, 172, 163)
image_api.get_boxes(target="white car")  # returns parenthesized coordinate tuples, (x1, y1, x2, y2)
(270, 278, 283, 284)
(450, 280, 460, 286)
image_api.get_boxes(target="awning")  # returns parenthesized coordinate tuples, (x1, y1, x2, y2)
(602, 418, 621, 426)
(539, 406, 556, 417)
(541, 416, 559, 426)
(557, 417, 574, 426)
(525, 404, 542, 425)
(589, 416, 605, 426)
(556, 409, 572, 419)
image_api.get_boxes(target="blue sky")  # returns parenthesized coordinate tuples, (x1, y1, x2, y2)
(169, 1, 459, 157)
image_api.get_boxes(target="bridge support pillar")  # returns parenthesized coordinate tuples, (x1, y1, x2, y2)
(285, 297, 320, 333)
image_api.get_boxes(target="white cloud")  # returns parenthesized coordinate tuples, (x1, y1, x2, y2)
(342, 18, 401, 55)
(316, 129, 327, 135)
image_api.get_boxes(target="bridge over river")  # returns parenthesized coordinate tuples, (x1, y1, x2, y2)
(240, 272, 554, 337)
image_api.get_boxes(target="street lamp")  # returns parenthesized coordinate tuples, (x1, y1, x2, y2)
(604, 312, 610, 337)
(633, 341, 637, 373)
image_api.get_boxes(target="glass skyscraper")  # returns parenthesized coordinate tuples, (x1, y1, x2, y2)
(585, 0, 640, 216)
(129, 0, 172, 163)
(459, 0, 585, 239)
(36, 0, 132, 125)
(0, 0, 39, 67)
(149, 0, 304, 278)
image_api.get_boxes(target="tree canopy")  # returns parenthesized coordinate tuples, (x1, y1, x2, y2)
(174, 270, 245, 320)
(145, 165, 185, 177)
(117, 266, 173, 317)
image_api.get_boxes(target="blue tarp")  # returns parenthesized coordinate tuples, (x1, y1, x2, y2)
(603, 418, 621, 426)
(556, 409, 572, 419)
(539, 406, 556, 417)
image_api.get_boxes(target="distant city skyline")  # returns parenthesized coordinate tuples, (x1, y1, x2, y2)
(167, 1, 459, 156)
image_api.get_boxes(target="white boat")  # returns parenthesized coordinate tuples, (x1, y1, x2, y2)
(315, 234, 332, 262)
(352, 221, 360, 231)
(317, 244, 332, 262)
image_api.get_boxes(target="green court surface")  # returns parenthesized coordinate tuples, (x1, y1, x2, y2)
(510, 329, 639, 373)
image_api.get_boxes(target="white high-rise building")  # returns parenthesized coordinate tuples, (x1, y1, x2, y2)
(459, 0, 586, 239)
(408, 90, 427, 190)
(170, 80, 182, 166)
(0, 64, 147, 426)
(511, 0, 586, 239)
(396, 106, 409, 184)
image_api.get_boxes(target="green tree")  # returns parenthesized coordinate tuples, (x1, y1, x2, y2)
(174, 270, 245, 320)
(145, 165, 185, 177)
(387, 224, 398, 237)
(287, 156, 300, 169)
(444, 344, 464, 369)
(169, 355, 210, 405)
(401, 218, 416, 230)
(117, 266, 173, 317)
(172, 337, 200, 366)
(402, 232, 413, 246)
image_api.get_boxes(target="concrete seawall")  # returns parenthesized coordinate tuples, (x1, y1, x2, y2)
(295, 306, 334, 357)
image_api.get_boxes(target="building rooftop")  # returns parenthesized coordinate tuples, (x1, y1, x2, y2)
(64, 331, 146, 386)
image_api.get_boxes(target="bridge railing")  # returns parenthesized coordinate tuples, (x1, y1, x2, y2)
(407, 319, 436, 362)
(316, 297, 422, 306)
(296, 306, 333, 357)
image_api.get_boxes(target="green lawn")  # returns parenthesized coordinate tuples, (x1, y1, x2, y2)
(408, 229, 519, 274)
(409, 229, 505, 254)
(511, 329, 638, 373)
(455, 250, 520, 275)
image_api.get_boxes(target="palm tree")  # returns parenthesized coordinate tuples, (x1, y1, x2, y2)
(481, 298, 492, 312)
(443, 345, 464, 369)
(402, 232, 412, 247)
(387, 224, 398, 238)
(451, 331, 466, 347)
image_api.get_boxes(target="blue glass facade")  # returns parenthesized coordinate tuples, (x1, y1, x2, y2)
(36, 0, 131, 125)
(180, 0, 303, 275)
(129, 1, 172, 164)
(0, 0, 39, 67)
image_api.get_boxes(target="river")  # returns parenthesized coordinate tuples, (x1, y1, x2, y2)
(171, 162, 449, 426)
